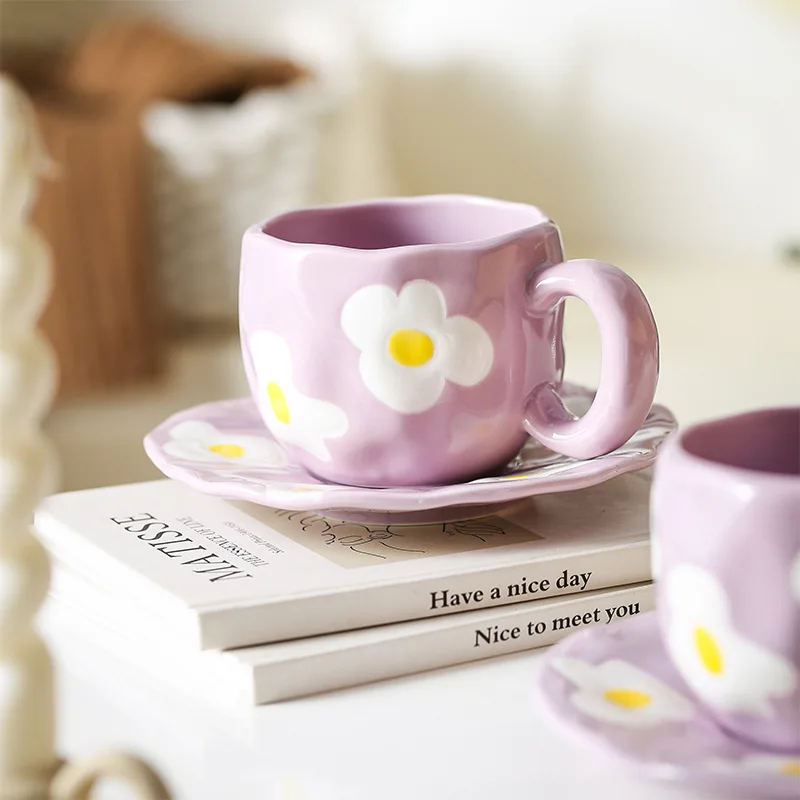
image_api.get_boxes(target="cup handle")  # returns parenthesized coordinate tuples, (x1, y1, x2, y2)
(524, 258, 659, 459)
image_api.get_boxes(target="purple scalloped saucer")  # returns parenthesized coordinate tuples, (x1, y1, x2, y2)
(538, 612, 800, 798)
(144, 383, 676, 524)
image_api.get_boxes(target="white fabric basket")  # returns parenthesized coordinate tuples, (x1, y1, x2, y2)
(143, 81, 335, 323)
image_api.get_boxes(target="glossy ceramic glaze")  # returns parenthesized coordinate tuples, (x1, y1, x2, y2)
(143, 383, 677, 524)
(652, 408, 800, 752)
(539, 612, 800, 798)
(239, 195, 659, 487)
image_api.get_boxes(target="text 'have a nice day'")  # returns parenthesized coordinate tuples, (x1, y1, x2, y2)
(429, 569, 592, 610)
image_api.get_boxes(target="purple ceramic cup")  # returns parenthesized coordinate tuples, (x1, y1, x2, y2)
(239, 195, 659, 487)
(652, 408, 800, 751)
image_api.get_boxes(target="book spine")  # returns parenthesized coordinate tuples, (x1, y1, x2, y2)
(253, 583, 654, 703)
(200, 543, 650, 649)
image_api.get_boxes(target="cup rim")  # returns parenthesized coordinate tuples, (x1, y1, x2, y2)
(671, 406, 800, 484)
(244, 194, 557, 255)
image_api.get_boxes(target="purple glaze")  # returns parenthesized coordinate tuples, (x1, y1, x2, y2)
(653, 408, 800, 752)
(539, 612, 800, 797)
(142, 384, 677, 523)
(525, 259, 659, 459)
(239, 195, 659, 487)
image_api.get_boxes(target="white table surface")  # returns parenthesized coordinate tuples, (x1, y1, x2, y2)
(43, 258, 799, 799)
(47, 624, 718, 800)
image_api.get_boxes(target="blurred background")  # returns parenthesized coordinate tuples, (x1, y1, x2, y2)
(2, 0, 798, 491)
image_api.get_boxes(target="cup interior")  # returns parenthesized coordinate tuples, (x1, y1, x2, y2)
(682, 407, 799, 476)
(261, 196, 548, 250)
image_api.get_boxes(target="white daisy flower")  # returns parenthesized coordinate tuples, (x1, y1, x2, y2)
(551, 657, 694, 728)
(163, 421, 287, 468)
(249, 331, 348, 461)
(664, 564, 797, 716)
(340, 279, 494, 413)
(709, 754, 800, 778)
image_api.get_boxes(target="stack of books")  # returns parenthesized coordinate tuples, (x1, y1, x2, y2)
(35, 471, 654, 706)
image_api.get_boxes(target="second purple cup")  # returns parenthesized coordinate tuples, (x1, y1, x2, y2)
(653, 408, 800, 751)
(239, 194, 659, 487)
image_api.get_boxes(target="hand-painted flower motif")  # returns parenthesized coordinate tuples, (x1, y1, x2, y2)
(163, 421, 287, 468)
(664, 564, 797, 716)
(709, 754, 800, 778)
(341, 280, 493, 413)
(249, 331, 348, 461)
(551, 657, 694, 728)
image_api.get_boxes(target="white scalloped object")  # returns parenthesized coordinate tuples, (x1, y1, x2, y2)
(0, 74, 171, 800)
(0, 74, 60, 797)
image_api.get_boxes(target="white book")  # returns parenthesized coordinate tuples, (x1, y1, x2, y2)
(44, 569, 653, 706)
(35, 472, 653, 651)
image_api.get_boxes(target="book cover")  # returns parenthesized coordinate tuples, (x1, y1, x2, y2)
(45, 570, 653, 706)
(35, 472, 652, 650)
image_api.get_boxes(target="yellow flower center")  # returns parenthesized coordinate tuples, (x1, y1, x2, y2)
(267, 382, 291, 424)
(603, 688, 652, 709)
(388, 329, 434, 367)
(695, 626, 724, 675)
(780, 761, 800, 776)
(208, 443, 245, 459)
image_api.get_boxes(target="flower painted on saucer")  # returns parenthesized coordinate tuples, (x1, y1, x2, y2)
(341, 280, 493, 413)
(162, 421, 287, 468)
(664, 564, 797, 716)
(551, 657, 694, 728)
(709, 754, 800, 778)
(249, 331, 348, 461)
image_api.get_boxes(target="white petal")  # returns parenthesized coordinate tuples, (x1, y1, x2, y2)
(598, 661, 695, 721)
(285, 429, 331, 461)
(281, 393, 349, 461)
(358, 349, 445, 413)
(550, 657, 597, 688)
(248, 339, 349, 461)
(729, 639, 798, 712)
(300, 396, 349, 440)
(222, 435, 288, 467)
(665, 565, 798, 716)
(259, 408, 287, 441)
(162, 439, 218, 462)
(163, 426, 287, 468)
(594, 660, 672, 695)
(643, 688, 695, 723)
(295, 437, 329, 461)
(395, 280, 447, 329)
(341, 284, 398, 352)
(557, 659, 694, 727)
(745, 643, 797, 693)
(667, 626, 796, 716)
(552, 658, 694, 728)
(440, 315, 494, 386)
(666, 564, 728, 621)
(250, 330, 293, 382)
(163, 421, 221, 462)
(569, 689, 669, 729)
(169, 420, 219, 441)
